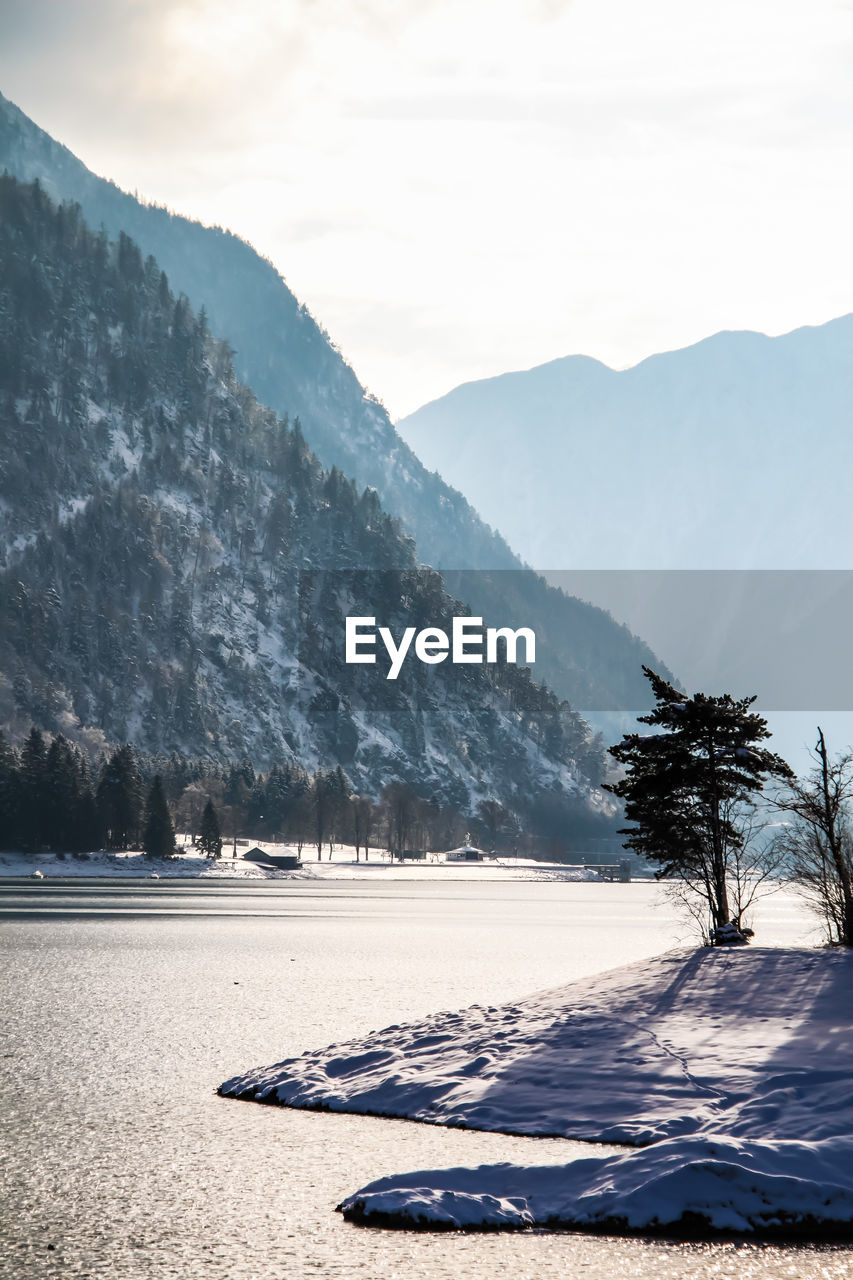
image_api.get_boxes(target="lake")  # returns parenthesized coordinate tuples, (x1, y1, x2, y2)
(1, 877, 848, 1279)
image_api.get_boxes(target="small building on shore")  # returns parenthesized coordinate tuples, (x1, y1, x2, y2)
(244, 846, 302, 870)
(445, 844, 486, 862)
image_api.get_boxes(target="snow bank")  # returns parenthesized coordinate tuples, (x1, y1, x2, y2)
(338, 1136, 853, 1235)
(220, 947, 853, 1235)
(221, 948, 853, 1144)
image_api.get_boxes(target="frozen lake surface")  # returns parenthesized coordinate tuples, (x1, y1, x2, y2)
(1, 878, 849, 1278)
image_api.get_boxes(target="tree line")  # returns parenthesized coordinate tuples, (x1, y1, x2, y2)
(0, 727, 541, 862)
(0, 729, 179, 858)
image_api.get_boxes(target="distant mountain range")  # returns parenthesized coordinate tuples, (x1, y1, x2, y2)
(398, 318, 853, 571)
(0, 89, 669, 713)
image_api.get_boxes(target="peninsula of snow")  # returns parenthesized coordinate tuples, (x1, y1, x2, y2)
(219, 947, 853, 1236)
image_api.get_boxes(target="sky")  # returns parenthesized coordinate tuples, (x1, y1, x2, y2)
(1, 0, 853, 418)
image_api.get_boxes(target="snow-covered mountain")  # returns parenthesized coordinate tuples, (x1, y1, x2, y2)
(398, 319, 853, 571)
(0, 177, 616, 835)
(0, 93, 506, 574)
(0, 90, 669, 714)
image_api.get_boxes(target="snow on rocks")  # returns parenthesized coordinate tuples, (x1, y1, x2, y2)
(219, 947, 853, 1236)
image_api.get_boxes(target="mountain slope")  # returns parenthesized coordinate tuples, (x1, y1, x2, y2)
(0, 177, 610, 831)
(398, 319, 853, 570)
(0, 90, 670, 712)
(0, 90, 512, 573)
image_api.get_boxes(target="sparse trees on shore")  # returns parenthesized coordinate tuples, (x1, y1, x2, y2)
(773, 728, 853, 947)
(0, 725, 528, 864)
(349, 794, 375, 861)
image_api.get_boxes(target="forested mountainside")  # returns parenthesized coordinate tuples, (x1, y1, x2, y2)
(0, 178, 609, 834)
(398, 318, 853, 572)
(0, 92, 511, 573)
(0, 90, 669, 712)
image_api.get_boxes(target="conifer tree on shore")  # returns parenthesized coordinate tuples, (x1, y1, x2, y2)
(606, 667, 792, 940)
(197, 799, 222, 859)
(143, 775, 176, 859)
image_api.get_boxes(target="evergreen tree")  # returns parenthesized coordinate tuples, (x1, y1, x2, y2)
(43, 735, 79, 850)
(74, 783, 102, 854)
(327, 765, 351, 847)
(19, 727, 47, 851)
(143, 775, 176, 858)
(605, 667, 792, 939)
(0, 732, 19, 851)
(197, 798, 222, 859)
(97, 745, 142, 849)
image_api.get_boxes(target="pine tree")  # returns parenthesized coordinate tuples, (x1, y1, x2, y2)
(605, 667, 792, 939)
(0, 732, 19, 851)
(143, 775, 176, 859)
(97, 746, 142, 849)
(19, 727, 47, 852)
(197, 798, 222, 859)
(43, 735, 79, 850)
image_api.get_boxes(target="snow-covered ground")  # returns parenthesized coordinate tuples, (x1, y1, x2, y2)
(294, 847, 601, 882)
(0, 849, 299, 879)
(220, 947, 853, 1236)
(0, 844, 602, 882)
(335, 1135, 853, 1236)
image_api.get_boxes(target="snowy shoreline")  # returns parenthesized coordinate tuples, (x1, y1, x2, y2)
(0, 847, 605, 882)
(219, 947, 853, 1238)
(336, 1136, 853, 1239)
